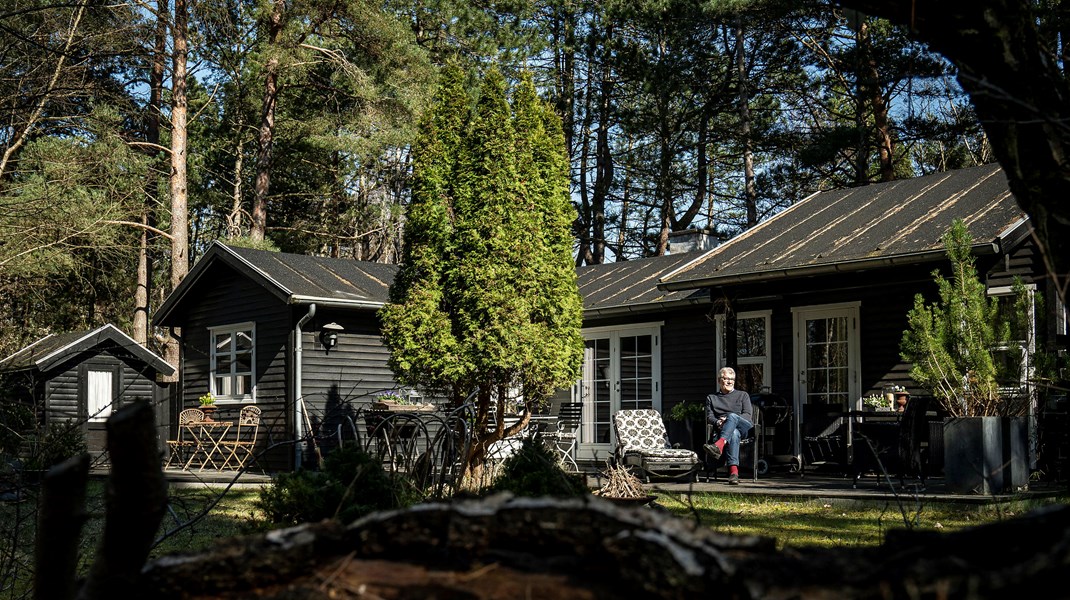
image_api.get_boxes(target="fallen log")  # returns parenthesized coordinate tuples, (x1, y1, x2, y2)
(137, 493, 1070, 599)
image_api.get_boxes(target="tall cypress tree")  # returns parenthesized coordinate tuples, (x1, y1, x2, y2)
(381, 65, 583, 475)
(511, 73, 585, 402)
(380, 63, 468, 395)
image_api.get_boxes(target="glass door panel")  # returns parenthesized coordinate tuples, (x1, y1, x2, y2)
(619, 334, 654, 411)
(580, 337, 613, 447)
(802, 316, 851, 405)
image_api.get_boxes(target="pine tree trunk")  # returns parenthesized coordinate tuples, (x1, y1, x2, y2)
(164, 0, 189, 379)
(251, 0, 285, 242)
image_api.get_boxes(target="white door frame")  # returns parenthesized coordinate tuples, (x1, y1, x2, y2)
(791, 302, 860, 460)
(574, 322, 662, 464)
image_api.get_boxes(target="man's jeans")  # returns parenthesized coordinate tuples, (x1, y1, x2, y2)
(712, 413, 753, 467)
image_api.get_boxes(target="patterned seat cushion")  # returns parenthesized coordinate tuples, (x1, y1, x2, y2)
(614, 409, 699, 472)
(614, 409, 673, 451)
(624, 447, 697, 460)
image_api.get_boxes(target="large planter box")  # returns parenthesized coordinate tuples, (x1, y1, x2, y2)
(943, 416, 1028, 494)
(1002, 416, 1029, 492)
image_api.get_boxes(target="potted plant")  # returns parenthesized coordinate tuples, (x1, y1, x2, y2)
(668, 400, 706, 451)
(372, 390, 434, 411)
(199, 392, 218, 421)
(862, 394, 891, 412)
(884, 385, 910, 412)
(900, 219, 1030, 494)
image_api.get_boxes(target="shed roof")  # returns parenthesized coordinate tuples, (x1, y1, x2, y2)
(153, 243, 399, 325)
(659, 164, 1031, 290)
(0, 324, 174, 375)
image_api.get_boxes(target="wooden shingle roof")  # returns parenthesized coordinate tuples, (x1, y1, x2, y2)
(659, 164, 1031, 290)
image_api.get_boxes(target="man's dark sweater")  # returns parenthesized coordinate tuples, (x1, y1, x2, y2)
(705, 389, 753, 427)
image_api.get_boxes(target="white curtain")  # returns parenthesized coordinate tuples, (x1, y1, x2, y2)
(88, 370, 113, 421)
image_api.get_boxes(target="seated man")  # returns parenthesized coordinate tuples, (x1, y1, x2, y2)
(704, 366, 754, 484)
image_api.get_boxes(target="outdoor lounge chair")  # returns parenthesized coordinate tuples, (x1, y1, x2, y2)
(612, 408, 701, 482)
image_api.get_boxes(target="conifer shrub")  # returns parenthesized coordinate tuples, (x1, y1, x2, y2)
(256, 445, 418, 526)
(900, 219, 1029, 417)
(25, 422, 86, 471)
(483, 438, 589, 498)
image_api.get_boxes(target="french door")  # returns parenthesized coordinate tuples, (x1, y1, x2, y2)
(792, 303, 860, 457)
(573, 324, 661, 463)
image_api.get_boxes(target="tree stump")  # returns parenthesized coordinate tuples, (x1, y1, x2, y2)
(136, 493, 1070, 599)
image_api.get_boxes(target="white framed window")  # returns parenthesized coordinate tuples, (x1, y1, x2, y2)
(87, 369, 113, 422)
(715, 310, 771, 394)
(210, 322, 255, 402)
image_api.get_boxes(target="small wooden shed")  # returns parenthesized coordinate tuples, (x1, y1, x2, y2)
(0, 324, 175, 464)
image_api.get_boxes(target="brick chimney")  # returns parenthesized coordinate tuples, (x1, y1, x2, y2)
(668, 227, 718, 254)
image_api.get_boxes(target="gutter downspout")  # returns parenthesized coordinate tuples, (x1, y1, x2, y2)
(295, 303, 316, 469)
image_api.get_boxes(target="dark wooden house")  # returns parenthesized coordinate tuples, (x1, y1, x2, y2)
(0, 324, 174, 463)
(153, 165, 1066, 477)
(655, 163, 1065, 476)
(562, 233, 715, 466)
(151, 244, 401, 472)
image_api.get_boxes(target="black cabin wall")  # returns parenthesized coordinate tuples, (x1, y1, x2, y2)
(177, 262, 292, 472)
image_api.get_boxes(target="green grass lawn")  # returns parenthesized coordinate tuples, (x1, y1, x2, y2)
(656, 491, 1069, 548)
(150, 486, 1070, 554)
(0, 482, 273, 598)
(151, 485, 273, 558)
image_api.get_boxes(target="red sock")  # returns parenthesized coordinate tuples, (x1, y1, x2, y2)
(715, 438, 725, 452)
(729, 465, 739, 475)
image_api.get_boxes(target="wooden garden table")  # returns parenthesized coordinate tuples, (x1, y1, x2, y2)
(182, 420, 234, 471)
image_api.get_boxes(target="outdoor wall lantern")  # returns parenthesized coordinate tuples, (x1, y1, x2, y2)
(320, 322, 344, 353)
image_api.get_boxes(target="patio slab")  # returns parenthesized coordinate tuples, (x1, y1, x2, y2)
(588, 471, 1069, 506)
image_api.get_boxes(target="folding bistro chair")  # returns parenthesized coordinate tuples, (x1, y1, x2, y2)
(542, 402, 582, 472)
(220, 405, 261, 470)
(165, 408, 205, 468)
(554, 402, 583, 471)
(612, 409, 701, 482)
